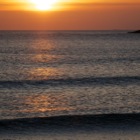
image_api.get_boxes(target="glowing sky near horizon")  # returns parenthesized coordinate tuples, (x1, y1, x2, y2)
(1, 0, 140, 11)
(0, 0, 140, 30)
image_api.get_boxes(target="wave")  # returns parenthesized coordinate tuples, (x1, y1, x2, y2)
(0, 113, 140, 133)
(0, 76, 139, 88)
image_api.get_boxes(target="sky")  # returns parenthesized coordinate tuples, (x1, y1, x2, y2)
(0, 0, 140, 30)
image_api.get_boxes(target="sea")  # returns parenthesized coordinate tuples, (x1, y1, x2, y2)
(0, 30, 140, 140)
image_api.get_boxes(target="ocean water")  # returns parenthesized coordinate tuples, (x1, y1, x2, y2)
(0, 30, 140, 120)
(0, 30, 140, 139)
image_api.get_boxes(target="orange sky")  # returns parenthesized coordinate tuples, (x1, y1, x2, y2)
(0, 0, 140, 30)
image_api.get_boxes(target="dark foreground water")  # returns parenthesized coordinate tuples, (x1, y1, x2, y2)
(0, 31, 140, 139)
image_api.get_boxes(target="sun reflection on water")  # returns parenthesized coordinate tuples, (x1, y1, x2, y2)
(20, 34, 74, 116)
(28, 67, 62, 80)
(25, 94, 74, 114)
(31, 54, 62, 63)
(26, 35, 64, 81)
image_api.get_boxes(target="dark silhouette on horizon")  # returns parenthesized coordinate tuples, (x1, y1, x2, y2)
(129, 30, 140, 33)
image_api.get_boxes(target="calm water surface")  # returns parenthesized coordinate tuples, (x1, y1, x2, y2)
(0, 31, 140, 120)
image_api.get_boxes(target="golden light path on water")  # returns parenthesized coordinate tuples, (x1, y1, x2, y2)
(25, 94, 74, 114)
(21, 36, 74, 115)
(28, 37, 63, 80)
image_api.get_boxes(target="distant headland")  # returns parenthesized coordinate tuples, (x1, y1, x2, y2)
(128, 30, 140, 33)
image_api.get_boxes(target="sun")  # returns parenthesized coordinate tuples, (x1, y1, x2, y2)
(30, 0, 58, 11)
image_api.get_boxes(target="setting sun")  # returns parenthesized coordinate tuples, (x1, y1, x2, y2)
(30, 0, 58, 11)
(0, 0, 140, 29)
